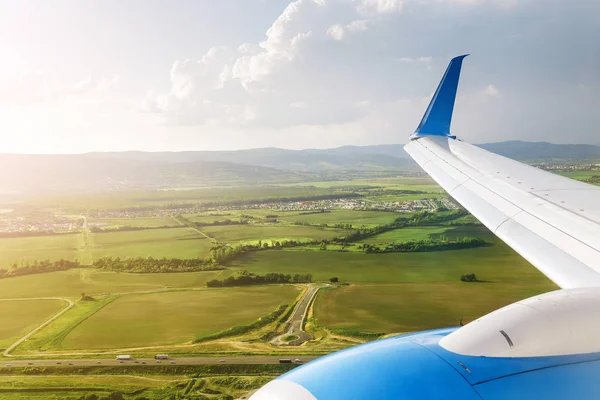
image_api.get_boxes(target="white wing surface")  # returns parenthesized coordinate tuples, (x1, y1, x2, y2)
(404, 56, 600, 289)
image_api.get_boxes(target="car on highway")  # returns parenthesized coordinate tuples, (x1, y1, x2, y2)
(170, 361, 176, 364)
(5, 364, 10, 367)
(156, 360, 161, 363)
(294, 359, 303, 364)
(27, 362, 33, 365)
(220, 359, 225, 363)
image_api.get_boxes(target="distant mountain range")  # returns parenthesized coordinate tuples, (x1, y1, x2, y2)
(1, 141, 598, 194)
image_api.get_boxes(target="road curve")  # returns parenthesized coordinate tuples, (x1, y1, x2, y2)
(271, 285, 321, 346)
(3, 297, 75, 357)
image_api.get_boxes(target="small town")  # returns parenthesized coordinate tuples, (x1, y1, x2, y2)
(0, 197, 458, 233)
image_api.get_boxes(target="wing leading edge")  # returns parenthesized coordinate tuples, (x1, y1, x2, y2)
(404, 57, 600, 289)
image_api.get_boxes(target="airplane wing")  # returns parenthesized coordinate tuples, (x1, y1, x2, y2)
(404, 55, 600, 289)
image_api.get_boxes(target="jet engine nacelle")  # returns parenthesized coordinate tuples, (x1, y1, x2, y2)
(440, 287, 600, 357)
(251, 288, 600, 399)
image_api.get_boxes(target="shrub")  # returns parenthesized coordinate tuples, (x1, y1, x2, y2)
(460, 273, 478, 282)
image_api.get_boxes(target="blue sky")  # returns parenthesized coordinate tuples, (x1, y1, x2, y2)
(0, 0, 598, 153)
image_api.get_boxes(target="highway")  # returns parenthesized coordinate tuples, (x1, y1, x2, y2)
(0, 355, 320, 368)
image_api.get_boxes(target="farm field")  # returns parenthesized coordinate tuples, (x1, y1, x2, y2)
(202, 224, 349, 244)
(229, 230, 550, 285)
(90, 227, 213, 259)
(0, 299, 65, 349)
(62, 286, 299, 349)
(359, 226, 450, 244)
(0, 234, 81, 269)
(315, 281, 554, 334)
(278, 210, 401, 227)
(359, 225, 495, 245)
(89, 217, 178, 228)
(0, 269, 224, 299)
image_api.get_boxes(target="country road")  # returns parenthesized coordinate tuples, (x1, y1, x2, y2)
(3, 297, 75, 357)
(0, 355, 320, 367)
(271, 285, 322, 346)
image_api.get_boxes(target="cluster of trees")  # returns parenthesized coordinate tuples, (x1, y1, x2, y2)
(92, 257, 223, 273)
(585, 175, 600, 184)
(206, 239, 319, 265)
(206, 271, 312, 287)
(360, 237, 487, 253)
(461, 273, 479, 282)
(292, 220, 353, 230)
(0, 259, 81, 279)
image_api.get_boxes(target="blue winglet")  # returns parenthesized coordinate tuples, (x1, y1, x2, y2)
(411, 54, 468, 140)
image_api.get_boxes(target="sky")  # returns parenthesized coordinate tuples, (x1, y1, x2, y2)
(0, 0, 599, 153)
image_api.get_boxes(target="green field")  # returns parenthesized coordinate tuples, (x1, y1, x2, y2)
(89, 217, 178, 228)
(90, 227, 212, 259)
(0, 373, 275, 399)
(0, 299, 65, 349)
(315, 281, 554, 334)
(201, 224, 349, 244)
(0, 269, 225, 299)
(359, 226, 450, 244)
(62, 286, 299, 348)
(230, 227, 546, 285)
(0, 234, 82, 269)
(278, 210, 401, 227)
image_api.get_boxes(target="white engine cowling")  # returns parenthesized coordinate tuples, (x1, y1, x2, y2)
(439, 287, 600, 357)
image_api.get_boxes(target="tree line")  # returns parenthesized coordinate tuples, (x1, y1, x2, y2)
(0, 259, 81, 279)
(206, 271, 312, 287)
(360, 237, 487, 254)
(92, 257, 223, 273)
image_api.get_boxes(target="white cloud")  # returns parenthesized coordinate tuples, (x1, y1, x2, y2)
(398, 56, 432, 63)
(357, 0, 404, 14)
(327, 24, 345, 40)
(484, 84, 500, 97)
(290, 102, 307, 108)
(346, 19, 369, 32)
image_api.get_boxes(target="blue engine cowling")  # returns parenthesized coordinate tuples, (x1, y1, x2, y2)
(250, 327, 600, 399)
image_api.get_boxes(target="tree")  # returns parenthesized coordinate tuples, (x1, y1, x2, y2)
(460, 273, 478, 282)
(319, 242, 327, 251)
(329, 277, 339, 283)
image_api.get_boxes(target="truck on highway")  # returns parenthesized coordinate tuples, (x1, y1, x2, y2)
(154, 354, 169, 360)
(116, 355, 131, 361)
(279, 359, 292, 364)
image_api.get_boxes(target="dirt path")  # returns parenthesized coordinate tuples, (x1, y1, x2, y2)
(270, 285, 321, 346)
(3, 297, 75, 357)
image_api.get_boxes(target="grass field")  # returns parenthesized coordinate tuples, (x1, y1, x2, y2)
(315, 281, 554, 334)
(90, 227, 213, 259)
(0, 299, 65, 349)
(0, 269, 225, 299)
(230, 235, 556, 333)
(359, 226, 450, 244)
(230, 226, 542, 285)
(0, 374, 274, 399)
(89, 217, 178, 228)
(0, 234, 81, 269)
(277, 210, 401, 227)
(201, 224, 349, 244)
(62, 286, 299, 348)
